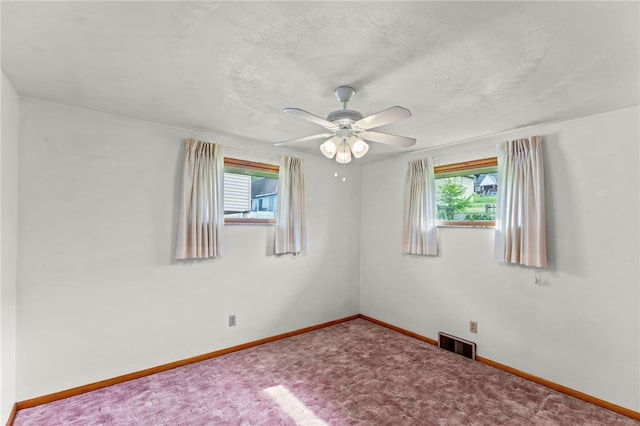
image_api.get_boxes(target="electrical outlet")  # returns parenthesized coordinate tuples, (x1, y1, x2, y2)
(470, 321, 478, 334)
(228, 315, 236, 327)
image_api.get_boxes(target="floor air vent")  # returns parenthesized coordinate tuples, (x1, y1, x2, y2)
(438, 332, 476, 360)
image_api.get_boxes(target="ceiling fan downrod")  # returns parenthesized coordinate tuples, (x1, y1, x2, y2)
(334, 85, 356, 109)
(326, 86, 363, 124)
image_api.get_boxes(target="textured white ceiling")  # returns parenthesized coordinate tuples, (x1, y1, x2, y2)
(2, 1, 639, 161)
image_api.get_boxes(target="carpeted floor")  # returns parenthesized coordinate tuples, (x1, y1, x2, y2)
(14, 319, 639, 425)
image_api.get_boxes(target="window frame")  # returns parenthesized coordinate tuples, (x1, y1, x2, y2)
(434, 157, 498, 228)
(224, 157, 279, 225)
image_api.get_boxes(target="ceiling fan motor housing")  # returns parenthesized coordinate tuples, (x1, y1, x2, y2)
(326, 109, 364, 126)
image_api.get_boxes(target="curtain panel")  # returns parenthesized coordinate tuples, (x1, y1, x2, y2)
(402, 158, 438, 256)
(275, 156, 308, 255)
(495, 136, 547, 267)
(175, 139, 224, 259)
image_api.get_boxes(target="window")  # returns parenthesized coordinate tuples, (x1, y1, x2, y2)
(224, 158, 279, 224)
(434, 157, 498, 227)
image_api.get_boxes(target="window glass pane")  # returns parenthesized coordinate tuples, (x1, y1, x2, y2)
(435, 171, 498, 222)
(224, 172, 278, 219)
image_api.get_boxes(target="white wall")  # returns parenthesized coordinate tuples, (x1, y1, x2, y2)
(12, 96, 640, 413)
(16, 98, 361, 400)
(1, 72, 19, 423)
(360, 106, 640, 411)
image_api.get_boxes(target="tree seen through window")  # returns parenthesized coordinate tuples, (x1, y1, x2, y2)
(434, 158, 498, 225)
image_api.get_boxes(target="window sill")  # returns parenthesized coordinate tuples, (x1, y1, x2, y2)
(437, 221, 495, 229)
(225, 218, 276, 226)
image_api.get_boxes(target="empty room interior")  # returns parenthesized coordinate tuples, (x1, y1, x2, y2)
(1, 1, 639, 425)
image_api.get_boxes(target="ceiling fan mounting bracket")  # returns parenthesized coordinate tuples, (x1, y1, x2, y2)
(334, 85, 356, 106)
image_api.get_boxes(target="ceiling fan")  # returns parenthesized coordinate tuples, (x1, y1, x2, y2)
(275, 86, 416, 163)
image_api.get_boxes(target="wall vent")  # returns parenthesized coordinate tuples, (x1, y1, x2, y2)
(438, 332, 476, 360)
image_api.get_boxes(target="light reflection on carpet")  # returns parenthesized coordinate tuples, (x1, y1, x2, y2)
(264, 384, 328, 426)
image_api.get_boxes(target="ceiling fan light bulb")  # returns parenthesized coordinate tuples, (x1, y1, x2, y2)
(349, 138, 369, 159)
(320, 140, 337, 158)
(335, 144, 352, 164)
(336, 155, 351, 164)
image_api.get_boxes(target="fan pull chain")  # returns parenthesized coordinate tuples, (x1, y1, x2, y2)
(332, 160, 347, 182)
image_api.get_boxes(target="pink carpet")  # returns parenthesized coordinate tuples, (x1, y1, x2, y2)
(14, 319, 639, 425)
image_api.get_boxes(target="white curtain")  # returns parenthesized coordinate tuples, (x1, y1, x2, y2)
(275, 156, 307, 255)
(495, 136, 547, 267)
(175, 139, 224, 259)
(402, 158, 438, 256)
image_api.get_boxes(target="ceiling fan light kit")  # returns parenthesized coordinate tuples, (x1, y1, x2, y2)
(349, 137, 369, 158)
(276, 85, 416, 166)
(336, 143, 352, 164)
(320, 139, 337, 158)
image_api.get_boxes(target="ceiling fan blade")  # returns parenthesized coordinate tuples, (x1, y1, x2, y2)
(283, 108, 338, 131)
(355, 106, 412, 130)
(359, 131, 416, 148)
(273, 132, 335, 147)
